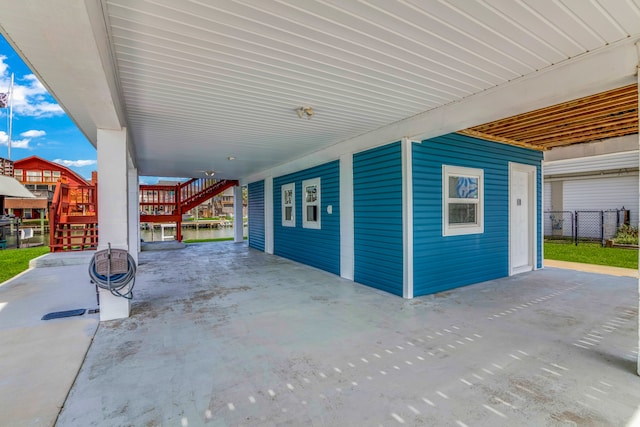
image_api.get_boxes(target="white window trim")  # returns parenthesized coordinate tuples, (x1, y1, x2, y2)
(302, 177, 321, 229)
(281, 183, 295, 227)
(442, 165, 484, 236)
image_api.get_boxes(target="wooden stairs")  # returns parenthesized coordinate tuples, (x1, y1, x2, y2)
(49, 178, 98, 252)
(49, 177, 238, 251)
(139, 178, 238, 242)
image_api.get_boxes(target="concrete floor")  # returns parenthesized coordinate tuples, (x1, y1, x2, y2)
(0, 252, 98, 427)
(45, 242, 639, 427)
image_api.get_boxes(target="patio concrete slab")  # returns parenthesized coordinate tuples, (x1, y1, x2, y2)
(141, 241, 186, 251)
(55, 242, 639, 426)
(29, 251, 94, 268)
(0, 258, 99, 427)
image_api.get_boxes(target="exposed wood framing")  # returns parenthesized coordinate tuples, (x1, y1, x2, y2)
(461, 84, 638, 150)
(457, 129, 544, 151)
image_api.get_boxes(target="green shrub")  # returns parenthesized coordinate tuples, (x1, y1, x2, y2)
(614, 224, 638, 245)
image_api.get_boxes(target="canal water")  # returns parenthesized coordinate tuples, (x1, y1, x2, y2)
(6, 225, 246, 248)
(140, 225, 247, 242)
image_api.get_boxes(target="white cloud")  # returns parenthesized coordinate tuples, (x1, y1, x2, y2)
(0, 55, 8, 77)
(20, 129, 46, 138)
(0, 58, 65, 118)
(53, 159, 96, 168)
(0, 131, 31, 149)
(9, 138, 30, 149)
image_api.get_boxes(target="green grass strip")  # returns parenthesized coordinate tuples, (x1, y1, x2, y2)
(544, 241, 637, 270)
(0, 246, 50, 284)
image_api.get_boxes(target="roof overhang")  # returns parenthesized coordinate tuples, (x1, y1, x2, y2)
(0, 175, 35, 198)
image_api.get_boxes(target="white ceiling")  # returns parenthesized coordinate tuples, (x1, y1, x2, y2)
(1, 0, 639, 180)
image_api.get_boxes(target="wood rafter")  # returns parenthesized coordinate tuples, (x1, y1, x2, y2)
(457, 129, 544, 151)
(460, 84, 638, 150)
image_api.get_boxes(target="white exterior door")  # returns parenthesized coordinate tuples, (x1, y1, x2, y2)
(510, 163, 536, 275)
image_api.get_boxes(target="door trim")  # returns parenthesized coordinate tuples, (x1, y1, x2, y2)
(509, 162, 537, 276)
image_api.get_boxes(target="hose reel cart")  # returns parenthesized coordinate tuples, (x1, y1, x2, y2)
(89, 243, 137, 299)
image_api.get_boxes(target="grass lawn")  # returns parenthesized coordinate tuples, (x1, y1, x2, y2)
(0, 246, 50, 284)
(544, 241, 638, 270)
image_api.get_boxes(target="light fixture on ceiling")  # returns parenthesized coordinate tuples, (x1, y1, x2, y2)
(199, 170, 215, 176)
(227, 156, 235, 161)
(296, 106, 314, 119)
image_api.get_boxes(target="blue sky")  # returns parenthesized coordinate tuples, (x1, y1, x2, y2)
(0, 35, 97, 179)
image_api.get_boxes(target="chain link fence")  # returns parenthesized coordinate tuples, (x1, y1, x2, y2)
(544, 208, 630, 246)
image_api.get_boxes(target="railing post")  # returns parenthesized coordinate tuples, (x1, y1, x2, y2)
(176, 182, 182, 242)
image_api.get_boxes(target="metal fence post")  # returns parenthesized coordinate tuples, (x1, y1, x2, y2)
(600, 210, 605, 247)
(575, 211, 578, 246)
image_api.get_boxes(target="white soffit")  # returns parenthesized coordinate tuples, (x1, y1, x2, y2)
(1, 0, 639, 179)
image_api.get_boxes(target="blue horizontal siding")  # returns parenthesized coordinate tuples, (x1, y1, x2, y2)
(413, 133, 543, 297)
(354, 142, 403, 296)
(273, 161, 340, 275)
(247, 180, 265, 251)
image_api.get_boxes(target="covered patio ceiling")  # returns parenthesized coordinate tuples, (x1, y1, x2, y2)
(0, 1, 639, 181)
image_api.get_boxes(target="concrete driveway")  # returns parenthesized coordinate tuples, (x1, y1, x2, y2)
(49, 242, 639, 426)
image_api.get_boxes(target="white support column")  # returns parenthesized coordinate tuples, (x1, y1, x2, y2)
(402, 137, 414, 299)
(264, 176, 274, 254)
(97, 128, 130, 321)
(233, 185, 244, 243)
(340, 153, 354, 280)
(127, 166, 140, 265)
(636, 45, 639, 376)
(540, 162, 545, 269)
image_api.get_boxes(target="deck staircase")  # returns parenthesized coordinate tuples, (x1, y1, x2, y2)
(49, 177, 238, 251)
(139, 178, 238, 241)
(49, 178, 98, 252)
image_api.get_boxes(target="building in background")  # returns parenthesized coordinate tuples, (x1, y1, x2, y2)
(543, 135, 638, 227)
(0, 157, 13, 177)
(4, 156, 93, 219)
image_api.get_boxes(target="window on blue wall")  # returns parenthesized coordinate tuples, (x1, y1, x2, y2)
(302, 177, 321, 229)
(442, 165, 484, 236)
(282, 183, 295, 227)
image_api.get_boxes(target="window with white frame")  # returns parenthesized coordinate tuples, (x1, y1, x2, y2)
(442, 165, 483, 236)
(302, 178, 321, 229)
(26, 170, 40, 182)
(281, 183, 295, 227)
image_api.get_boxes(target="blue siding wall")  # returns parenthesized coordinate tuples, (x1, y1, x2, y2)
(353, 142, 403, 296)
(273, 161, 340, 275)
(413, 133, 543, 297)
(248, 180, 265, 251)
